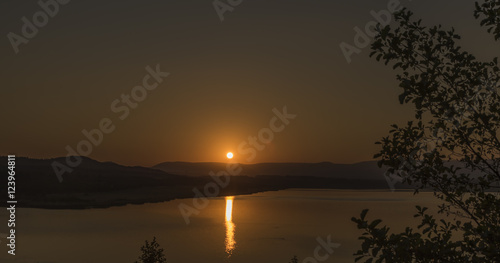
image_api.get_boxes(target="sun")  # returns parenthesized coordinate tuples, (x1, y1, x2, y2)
(226, 152, 234, 159)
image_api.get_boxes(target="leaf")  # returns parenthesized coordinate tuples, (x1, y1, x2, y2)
(360, 209, 369, 220)
(369, 219, 383, 229)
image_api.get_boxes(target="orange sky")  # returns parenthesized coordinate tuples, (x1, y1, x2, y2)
(1, 0, 498, 166)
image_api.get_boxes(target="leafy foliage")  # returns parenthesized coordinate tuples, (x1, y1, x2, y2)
(134, 237, 167, 263)
(352, 1, 500, 262)
(289, 255, 299, 263)
(474, 0, 500, 40)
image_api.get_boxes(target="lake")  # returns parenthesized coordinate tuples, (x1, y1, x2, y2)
(0, 189, 441, 263)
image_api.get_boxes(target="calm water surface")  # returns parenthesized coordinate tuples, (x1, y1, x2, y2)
(0, 189, 441, 263)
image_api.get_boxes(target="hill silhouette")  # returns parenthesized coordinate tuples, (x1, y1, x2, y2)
(0, 156, 402, 209)
(153, 161, 385, 180)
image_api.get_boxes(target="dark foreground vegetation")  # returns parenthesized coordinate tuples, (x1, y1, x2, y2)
(351, 1, 500, 262)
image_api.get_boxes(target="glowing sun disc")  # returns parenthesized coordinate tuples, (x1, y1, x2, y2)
(226, 152, 234, 159)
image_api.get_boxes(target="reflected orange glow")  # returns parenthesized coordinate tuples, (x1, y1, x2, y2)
(225, 197, 233, 221)
(225, 196, 236, 257)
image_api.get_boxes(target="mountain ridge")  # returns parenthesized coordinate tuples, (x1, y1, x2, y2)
(0, 156, 397, 209)
(152, 160, 384, 180)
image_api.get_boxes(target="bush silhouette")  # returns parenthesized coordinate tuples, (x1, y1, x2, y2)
(134, 237, 166, 263)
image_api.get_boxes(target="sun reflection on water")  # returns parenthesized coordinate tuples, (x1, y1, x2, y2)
(225, 196, 236, 257)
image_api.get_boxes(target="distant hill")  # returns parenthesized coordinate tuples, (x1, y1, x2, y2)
(1, 156, 181, 194)
(0, 156, 402, 209)
(0, 156, 199, 208)
(152, 161, 386, 180)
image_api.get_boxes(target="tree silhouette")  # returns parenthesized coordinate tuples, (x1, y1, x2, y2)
(474, 0, 500, 40)
(352, 1, 500, 262)
(134, 237, 167, 263)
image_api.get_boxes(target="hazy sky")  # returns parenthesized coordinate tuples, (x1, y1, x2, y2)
(1, 0, 498, 166)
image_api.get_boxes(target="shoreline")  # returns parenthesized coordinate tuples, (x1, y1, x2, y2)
(0, 187, 420, 210)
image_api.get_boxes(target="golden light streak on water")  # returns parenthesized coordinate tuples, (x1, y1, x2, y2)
(225, 196, 236, 257)
(225, 197, 233, 222)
